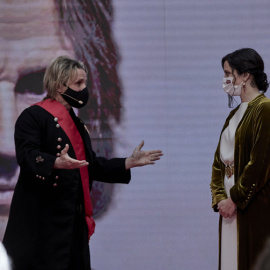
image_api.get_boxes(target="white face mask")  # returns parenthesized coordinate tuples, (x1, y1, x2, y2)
(222, 76, 244, 96)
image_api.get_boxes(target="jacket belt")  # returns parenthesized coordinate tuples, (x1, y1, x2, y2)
(225, 164, 234, 178)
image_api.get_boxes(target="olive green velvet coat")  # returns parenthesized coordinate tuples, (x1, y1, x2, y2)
(211, 94, 270, 270)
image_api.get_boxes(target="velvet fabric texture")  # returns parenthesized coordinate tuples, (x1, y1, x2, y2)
(211, 94, 270, 270)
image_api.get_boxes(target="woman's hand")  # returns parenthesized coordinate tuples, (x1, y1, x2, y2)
(217, 198, 236, 218)
(53, 144, 89, 169)
(125, 140, 163, 169)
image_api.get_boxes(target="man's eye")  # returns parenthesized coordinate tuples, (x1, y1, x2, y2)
(14, 69, 45, 94)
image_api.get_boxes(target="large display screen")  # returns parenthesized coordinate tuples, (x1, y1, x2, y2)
(1, 0, 270, 269)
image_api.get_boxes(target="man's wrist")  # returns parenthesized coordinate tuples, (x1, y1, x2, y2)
(125, 156, 136, 170)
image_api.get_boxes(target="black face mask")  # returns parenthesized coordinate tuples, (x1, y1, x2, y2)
(61, 87, 89, 108)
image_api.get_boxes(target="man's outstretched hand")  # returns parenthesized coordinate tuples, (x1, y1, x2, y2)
(125, 140, 163, 169)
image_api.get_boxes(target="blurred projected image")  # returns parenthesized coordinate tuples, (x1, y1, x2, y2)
(0, 0, 122, 237)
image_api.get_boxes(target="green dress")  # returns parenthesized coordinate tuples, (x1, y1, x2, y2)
(211, 94, 270, 270)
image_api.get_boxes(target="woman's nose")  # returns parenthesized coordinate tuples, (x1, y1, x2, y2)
(0, 81, 17, 156)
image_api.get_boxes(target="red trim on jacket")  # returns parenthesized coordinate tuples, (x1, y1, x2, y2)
(35, 99, 95, 239)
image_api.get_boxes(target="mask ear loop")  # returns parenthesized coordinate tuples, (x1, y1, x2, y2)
(243, 81, 246, 92)
(226, 68, 239, 108)
(229, 76, 240, 108)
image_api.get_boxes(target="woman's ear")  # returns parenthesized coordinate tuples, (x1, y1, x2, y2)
(243, 72, 250, 81)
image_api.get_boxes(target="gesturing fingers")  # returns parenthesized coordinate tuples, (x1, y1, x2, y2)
(60, 157, 89, 169)
(148, 150, 163, 155)
(135, 140, 144, 151)
(146, 150, 163, 163)
(127, 141, 163, 168)
(150, 151, 163, 159)
(71, 159, 89, 169)
(61, 144, 69, 156)
(54, 144, 89, 169)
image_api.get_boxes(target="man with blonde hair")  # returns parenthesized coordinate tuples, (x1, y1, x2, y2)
(0, 0, 123, 238)
(3, 55, 163, 269)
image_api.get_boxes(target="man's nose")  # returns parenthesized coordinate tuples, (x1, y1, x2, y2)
(0, 81, 17, 156)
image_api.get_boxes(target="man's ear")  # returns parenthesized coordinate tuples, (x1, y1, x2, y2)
(57, 84, 67, 94)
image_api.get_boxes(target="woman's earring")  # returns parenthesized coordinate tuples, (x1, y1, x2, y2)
(243, 81, 246, 91)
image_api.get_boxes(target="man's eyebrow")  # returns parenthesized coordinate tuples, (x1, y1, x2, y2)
(14, 68, 46, 94)
(72, 76, 87, 84)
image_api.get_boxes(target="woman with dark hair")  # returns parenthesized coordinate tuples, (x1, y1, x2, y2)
(210, 48, 270, 270)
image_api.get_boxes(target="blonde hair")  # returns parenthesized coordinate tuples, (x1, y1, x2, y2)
(43, 55, 87, 99)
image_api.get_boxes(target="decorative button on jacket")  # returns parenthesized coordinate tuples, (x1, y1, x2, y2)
(36, 156, 44, 163)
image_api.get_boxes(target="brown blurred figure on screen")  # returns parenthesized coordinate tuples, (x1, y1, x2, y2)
(0, 0, 124, 238)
